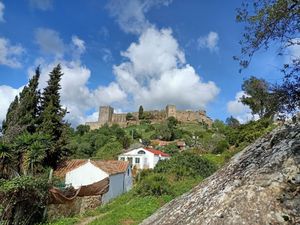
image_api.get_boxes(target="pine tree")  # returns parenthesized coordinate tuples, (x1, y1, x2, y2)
(39, 64, 70, 169)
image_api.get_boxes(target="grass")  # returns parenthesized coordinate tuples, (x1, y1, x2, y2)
(46, 175, 202, 225)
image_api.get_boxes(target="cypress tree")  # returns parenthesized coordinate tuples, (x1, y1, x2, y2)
(138, 105, 144, 120)
(39, 64, 69, 169)
(2, 68, 41, 142)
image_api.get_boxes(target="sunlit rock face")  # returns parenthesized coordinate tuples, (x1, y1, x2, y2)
(140, 123, 300, 225)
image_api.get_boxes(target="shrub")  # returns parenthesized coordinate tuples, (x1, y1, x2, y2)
(135, 174, 173, 196)
(212, 139, 229, 154)
(0, 176, 49, 225)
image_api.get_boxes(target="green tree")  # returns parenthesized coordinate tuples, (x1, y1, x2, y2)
(2, 68, 41, 141)
(138, 105, 144, 120)
(226, 116, 240, 128)
(167, 116, 178, 129)
(236, 0, 299, 114)
(0, 142, 15, 179)
(126, 112, 134, 121)
(39, 64, 70, 169)
(241, 76, 278, 118)
(76, 124, 90, 136)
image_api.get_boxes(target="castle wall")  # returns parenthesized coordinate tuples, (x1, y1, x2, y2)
(86, 105, 212, 130)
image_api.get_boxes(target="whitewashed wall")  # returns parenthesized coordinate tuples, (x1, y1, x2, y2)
(65, 162, 108, 189)
(102, 173, 125, 203)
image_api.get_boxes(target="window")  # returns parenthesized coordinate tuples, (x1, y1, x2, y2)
(138, 150, 145, 154)
(120, 157, 125, 161)
(135, 158, 140, 164)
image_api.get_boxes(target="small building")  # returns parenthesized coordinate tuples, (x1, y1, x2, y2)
(55, 159, 132, 203)
(118, 147, 170, 169)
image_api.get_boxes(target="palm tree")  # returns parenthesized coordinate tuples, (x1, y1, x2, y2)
(0, 142, 16, 178)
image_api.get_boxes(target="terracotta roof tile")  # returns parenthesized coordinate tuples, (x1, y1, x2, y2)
(55, 159, 129, 178)
(144, 148, 170, 157)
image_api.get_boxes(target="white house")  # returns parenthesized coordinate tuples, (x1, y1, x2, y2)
(55, 159, 132, 203)
(118, 147, 170, 169)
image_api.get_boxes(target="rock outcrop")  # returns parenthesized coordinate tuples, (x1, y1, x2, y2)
(140, 123, 300, 225)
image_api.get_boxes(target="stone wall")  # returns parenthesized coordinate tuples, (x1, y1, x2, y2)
(47, 195, 102, 220)
(86, 105, 213, 130)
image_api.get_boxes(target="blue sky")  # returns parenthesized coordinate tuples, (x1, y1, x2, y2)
(0, 0, 288, 126)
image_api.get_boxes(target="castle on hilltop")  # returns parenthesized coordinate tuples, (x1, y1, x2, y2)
(86, 105, 212, 130)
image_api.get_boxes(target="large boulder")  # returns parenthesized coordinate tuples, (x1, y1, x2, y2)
(140, 123, 300, 225)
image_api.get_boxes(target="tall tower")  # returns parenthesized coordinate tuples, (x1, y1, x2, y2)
(99, 106, 114, 124)
(166, 105, 176, 118)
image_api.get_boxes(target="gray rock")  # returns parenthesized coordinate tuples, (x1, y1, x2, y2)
(140, 123, 300, 225)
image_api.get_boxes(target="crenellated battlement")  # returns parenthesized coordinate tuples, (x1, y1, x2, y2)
(86, 105, 212, 130)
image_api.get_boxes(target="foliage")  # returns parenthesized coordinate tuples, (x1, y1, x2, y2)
(2, 68, 40, 142)
(126, 113, 134, 121)
(0, 141, 15, 179)
(241, 76, 278, 118)
(138, 105, 144, 120)
(135, 174, 173, 196)
(225, 116, 240, 128)
(235, 0, 300, 114)
(160, 143, 179, 156)
(154, 152, 216, 179)
(75, 125, 90, 136)
(96, 141, 123, 160)
(0, 176, 49, 225)
(39, 65, 70, 169)
(212, 139, 229, 154)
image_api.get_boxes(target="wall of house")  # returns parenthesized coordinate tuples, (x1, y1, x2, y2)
(120, 148, 156, 169)
(65, 162, 109, 189)
(124, 166, 132, 192)
(102, 173, 125, 204)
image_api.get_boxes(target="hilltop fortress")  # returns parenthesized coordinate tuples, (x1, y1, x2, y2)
(86, 105, 212, 130)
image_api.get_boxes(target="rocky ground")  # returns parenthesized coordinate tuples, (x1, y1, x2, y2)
(140, 123, 300, 225)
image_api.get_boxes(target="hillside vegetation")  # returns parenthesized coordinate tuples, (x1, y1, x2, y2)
(46, 117, 276, 225)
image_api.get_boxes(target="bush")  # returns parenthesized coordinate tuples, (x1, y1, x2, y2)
(0, 176, 49, 225)
(135, 174, 173, 196)
(212, 139, 229, 154)
(154, 152, 216, 179)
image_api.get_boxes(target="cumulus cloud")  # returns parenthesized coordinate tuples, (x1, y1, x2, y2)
(0, 1, 5, 22)
(0, 37, 25, 68)
(29, 0, 53, 10)
(227, 91, 255, 123)
(106, 0, 173, 34)
(0, 85, 23, 124)
(113, 27, 220, 110)
(198, 31, 219, 53)
(35, 28, 65, 57)
(26, 60, 126, 127)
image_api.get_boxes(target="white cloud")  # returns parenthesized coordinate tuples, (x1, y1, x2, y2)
(0, 37, 25, 68)
(72, 35, 85, 53)
(0, 1, 5, 22)
(227, 91, 255, 123)
(26, 60, 126, 127)
(29, 0, 53, 11)
(286, 38, 300, 63)
(0, 85, 23, 124)
(101, 48, 113, 63)
(106, 0, 173, 34)
(198, 31, 219, 53)
(113, 27, 220, 110)
(35, 28, 65, 57)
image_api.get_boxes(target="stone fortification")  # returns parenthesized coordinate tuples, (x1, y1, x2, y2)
(86, 105, 212, 130)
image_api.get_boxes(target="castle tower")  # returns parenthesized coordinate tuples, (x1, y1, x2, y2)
(99, 106, 114, 124)
(166, 105, 176, 118)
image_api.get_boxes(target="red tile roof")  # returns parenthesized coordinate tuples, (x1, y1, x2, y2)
(144, 148, 170, 157)
(55, 159, 129, 178)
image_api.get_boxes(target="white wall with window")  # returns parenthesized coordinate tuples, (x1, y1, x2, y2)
(118, 147, 170, 169)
